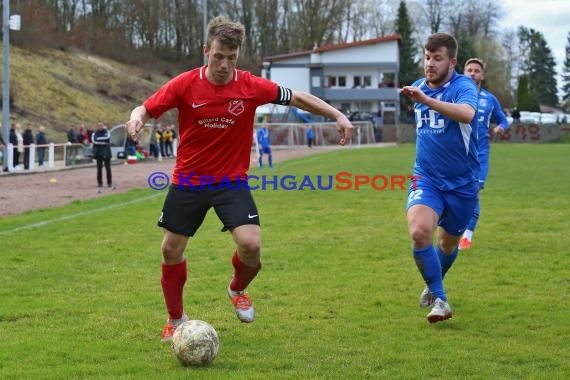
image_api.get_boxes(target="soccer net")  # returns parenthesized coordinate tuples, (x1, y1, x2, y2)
(252, 121, 376, 148)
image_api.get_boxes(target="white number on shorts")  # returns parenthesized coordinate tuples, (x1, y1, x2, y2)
(407, 189, 423, 204)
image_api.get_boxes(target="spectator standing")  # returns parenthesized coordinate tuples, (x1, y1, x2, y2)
(163, 125, 174, 157)
(36, 126, 48, 167)
(67, 126, 76, 143)
(92, 121, 115, 193)
(10, 123, 24, 169)
(76, 127, 88, 144)
(157, 124, 165, 157)
(23, 125, 34, 170)
(511, 107, 521, 123)
(150, 126, 160, 158)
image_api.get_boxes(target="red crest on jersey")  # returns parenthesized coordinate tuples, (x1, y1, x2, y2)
(228, 100, 245, 116)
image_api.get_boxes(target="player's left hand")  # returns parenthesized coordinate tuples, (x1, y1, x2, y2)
(493, 126, 505, 135)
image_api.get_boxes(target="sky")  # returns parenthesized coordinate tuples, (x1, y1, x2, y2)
(500, 0, 569, 93)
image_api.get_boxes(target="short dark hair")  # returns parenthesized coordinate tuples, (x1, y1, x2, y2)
(207, 16, 245, 50)
(464, 57, 486, 72)
(425, 32, 458, 59)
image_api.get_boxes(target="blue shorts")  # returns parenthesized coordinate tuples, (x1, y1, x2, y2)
(406, 176, 478, 236)
(259, 146, 271, 155)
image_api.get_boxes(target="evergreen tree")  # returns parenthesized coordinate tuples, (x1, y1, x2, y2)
(456, 30, 478, 74)
(518, 27, 559, 107)
(516, 74, 540, 112)
(562, 32, 570, 110)
(395, 1, 420, 87)
(395, 0, 420, 118)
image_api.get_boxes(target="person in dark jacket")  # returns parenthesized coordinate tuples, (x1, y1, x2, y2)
(91, 121, 115, 193)
(22, 125, 34, 170)
(9, 126, 19, 167)
(67, 126, 76, 143)
(36, 126, 48, 166)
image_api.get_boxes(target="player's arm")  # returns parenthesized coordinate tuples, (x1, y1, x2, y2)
(125, 105, 152, 143)
(491, 98, 509, 134)
(289, 90, 354, 145)
(400, 86, 475, 123)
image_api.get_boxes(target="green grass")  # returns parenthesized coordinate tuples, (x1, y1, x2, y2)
(1, 144, 569, 379)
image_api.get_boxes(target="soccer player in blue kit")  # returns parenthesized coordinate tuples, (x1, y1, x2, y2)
(400, 33, 479, 323)
(459, 58, 509, 250)
(257, 124, 273, 168)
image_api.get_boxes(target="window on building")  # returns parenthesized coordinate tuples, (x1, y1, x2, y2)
(354, 76, 361, 88)
(312, 76, 321, 88)
(328, 76, 337, 87)
(326, 75, 348, 88)
(353, 75, 372, 88)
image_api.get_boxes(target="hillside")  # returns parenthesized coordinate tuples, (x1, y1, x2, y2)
(5, 45, 176, 142)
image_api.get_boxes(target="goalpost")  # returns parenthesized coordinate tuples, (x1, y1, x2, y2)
(252, 121, 376, 150)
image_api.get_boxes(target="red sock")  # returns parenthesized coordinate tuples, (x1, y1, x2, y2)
(161, 259, 187, 320)
(230, 251, 261, 292)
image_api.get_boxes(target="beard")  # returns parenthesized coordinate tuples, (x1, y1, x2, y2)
(425, 67, 450, 87)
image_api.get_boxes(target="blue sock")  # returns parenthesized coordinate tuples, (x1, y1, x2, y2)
(413, 246, 446, 302)
(437, 245, 458, 279)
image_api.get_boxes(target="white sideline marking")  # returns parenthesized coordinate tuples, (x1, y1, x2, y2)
(0, 193, 162, 236)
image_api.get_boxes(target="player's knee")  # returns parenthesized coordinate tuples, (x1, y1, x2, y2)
(439, 242, 457, 254)
(410, 225, 433, 247)
(161, 240, 185, 262)
(238, 237, 261, 255)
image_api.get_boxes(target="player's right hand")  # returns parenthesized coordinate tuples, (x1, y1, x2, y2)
(337, 114, 354, 146)
(125, 120, 143, 143)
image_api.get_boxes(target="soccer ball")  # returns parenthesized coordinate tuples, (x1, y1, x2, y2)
(171, 320, 219, 366)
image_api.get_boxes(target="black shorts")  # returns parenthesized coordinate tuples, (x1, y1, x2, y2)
(158, 182, 260, 236)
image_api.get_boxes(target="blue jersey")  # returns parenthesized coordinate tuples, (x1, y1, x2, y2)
(412, 71, 479, 192)
(475, 88, 509, 162)
(257, 127, 270, 148)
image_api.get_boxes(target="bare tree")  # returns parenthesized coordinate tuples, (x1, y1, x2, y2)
(286, 0, 350, 51)
(421, 0, 451, 34)
(345, 0, 398, 40)
(501, 29, 519, 102)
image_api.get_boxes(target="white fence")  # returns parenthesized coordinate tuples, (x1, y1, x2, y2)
(2, 142, 94, 173)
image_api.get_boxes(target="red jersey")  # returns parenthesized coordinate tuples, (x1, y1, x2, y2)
(144, 66, 278, 186)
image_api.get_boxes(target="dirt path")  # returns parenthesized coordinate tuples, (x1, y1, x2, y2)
(0, 147, 342, 217)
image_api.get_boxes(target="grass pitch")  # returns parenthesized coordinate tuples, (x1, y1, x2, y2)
(0, 144, 568, 379)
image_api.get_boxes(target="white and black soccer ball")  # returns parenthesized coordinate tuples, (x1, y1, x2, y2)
(171, 320, 219, 366)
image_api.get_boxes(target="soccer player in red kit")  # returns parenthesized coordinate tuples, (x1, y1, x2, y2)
(125, 16, 354, 342)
